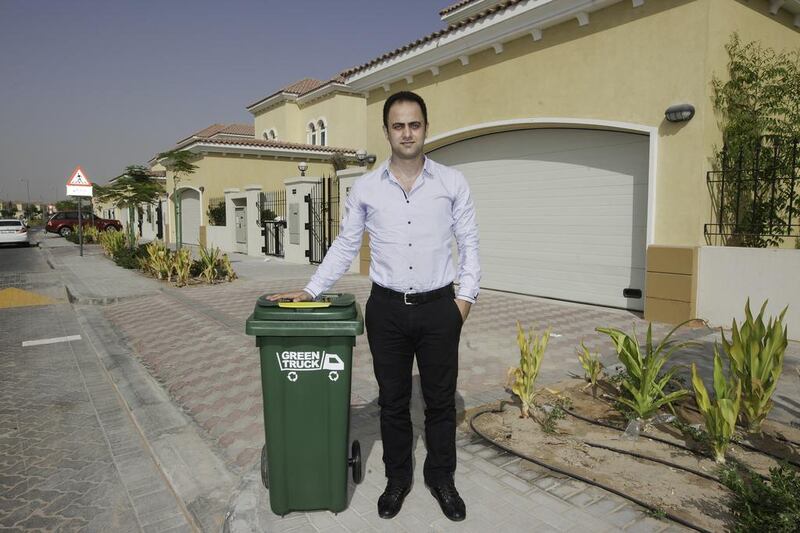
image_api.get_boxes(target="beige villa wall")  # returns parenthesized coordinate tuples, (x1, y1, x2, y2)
(254, 93, 366, 148)
(253, 104, 301, 142)
(363, 0, 798, 249)
(163, 154, 332, 242)
(702, 0, 800, 249)
(297, 93, 367, 149)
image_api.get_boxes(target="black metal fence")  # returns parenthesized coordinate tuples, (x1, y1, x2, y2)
(305, 174, 340, 264)
(705, 138, 799, 247)
(259, 190, 286, 256)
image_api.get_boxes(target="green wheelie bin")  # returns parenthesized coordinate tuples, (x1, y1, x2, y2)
(245, 293, 365, 515)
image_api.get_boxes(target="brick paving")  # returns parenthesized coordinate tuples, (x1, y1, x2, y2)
(0, 302, 191, 532)
(102, 273, 706, 531)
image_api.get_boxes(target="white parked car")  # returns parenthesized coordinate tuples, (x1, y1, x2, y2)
(0, 219, 31, 247)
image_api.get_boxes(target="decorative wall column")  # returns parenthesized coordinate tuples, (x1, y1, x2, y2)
(336, 168, 366, 274)
(283, 176, 321, 265)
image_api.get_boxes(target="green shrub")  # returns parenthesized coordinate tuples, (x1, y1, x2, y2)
(113, 245, 145, 269)
(597, 322, 691, 420)
(691, 350, 741, 463)
(722, 464, 800, 532)
(721, 299, 788, 433)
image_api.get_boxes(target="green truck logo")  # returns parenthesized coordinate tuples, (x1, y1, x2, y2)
(276, 351, 345, 382)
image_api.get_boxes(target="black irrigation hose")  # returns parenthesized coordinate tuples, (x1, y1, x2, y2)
(469, 407, 712, 533)
(566, 406, 800, 470)
(582, 441, 722, 484)
(565, 407, 704, 455)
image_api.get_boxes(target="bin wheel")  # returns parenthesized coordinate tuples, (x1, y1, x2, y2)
(260, 444, 269, 489)
(349, 440, 363, 484)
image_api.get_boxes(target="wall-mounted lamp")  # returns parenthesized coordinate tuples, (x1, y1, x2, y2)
(199, 186, 204, 192)
(665, 103, 695, 123)
(298, 161, 308, 176)
(355, 149, 377, 166)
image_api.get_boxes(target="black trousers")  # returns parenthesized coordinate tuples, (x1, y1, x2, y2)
(365, 284, 463, 486)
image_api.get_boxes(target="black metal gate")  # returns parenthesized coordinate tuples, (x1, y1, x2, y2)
(305, 175, 340, 264)
(260, 190, 287, 256)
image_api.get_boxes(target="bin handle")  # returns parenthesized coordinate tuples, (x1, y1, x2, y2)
(277, 301, 332, 309)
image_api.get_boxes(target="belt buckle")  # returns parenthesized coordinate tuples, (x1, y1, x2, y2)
(403, 292, 415, 305)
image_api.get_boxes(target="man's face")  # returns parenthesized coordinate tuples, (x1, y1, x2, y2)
(384, 100, 427, 161)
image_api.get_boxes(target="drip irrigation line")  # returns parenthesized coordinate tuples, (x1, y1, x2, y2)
(564, 408, 703, 454)
(469, 407, 712, 533)
(566, 406, 800, 470)
(582, 441, 722, 484)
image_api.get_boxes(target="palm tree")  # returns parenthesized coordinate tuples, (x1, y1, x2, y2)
(158, 150, 198, 249)
(95, 165, 165, 247)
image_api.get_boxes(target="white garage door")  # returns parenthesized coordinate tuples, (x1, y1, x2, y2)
(180, 189, 201, 245)
(430, 128, 649, 310)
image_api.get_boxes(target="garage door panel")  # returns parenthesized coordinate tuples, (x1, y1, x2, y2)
(431, 128, 649, 310)
(483, 267, 644, 309)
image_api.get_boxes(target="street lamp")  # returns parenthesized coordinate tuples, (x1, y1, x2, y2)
(20, 178, 31, 219)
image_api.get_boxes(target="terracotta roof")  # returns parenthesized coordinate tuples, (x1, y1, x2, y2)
(439, 0, 480, 16)
(216, 124, 255, 137)
(341, 0, 522, 78)
(176, 123, 254, 145)
(147, 170, 166, 178)
(281, 78, 327, 95)
(176, 134, 356, 154)
(247, 78, 338, 111)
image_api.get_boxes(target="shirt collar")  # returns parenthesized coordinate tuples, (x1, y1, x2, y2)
(381, 156, 434, 181)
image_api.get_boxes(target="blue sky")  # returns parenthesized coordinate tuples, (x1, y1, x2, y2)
(0, 0, 446, 202)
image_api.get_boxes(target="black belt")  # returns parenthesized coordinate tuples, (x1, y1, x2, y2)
(371, 283, 454, 305)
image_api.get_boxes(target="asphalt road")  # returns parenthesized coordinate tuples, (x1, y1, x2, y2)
(0, 229, 49, 274)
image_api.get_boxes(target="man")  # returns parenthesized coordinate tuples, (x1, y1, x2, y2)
(269, 91, 480, 522)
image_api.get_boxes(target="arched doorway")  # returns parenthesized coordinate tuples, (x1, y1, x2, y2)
(179, 188, 201, 245)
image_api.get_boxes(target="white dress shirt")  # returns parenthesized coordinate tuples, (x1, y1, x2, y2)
(304, 157, 480, 303)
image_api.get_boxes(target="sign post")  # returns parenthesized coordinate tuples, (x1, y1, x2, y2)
(66, 166, 94, 257)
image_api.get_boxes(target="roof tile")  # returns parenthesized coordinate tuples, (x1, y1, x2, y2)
(341, 0, 523, 78)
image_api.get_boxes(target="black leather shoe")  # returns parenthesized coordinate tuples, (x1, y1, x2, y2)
(428, 482, 466, 521)
(377, 480, 411, 519)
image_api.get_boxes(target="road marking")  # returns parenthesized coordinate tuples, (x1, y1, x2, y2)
(22, 335, 82, 347)
(0, 287, 59, 309)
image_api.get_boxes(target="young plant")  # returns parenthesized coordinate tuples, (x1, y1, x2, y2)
(507, 322, 550, 418)
(691, 349, 742, 463)
(721, 299, 788, 433)
(577, 342, 604, 398)
(173, 248, 192, 286)
(535, 395, 572, 434)
(596, 322, 691, 420)
(221, 254, 237, 282)
(198, 245, 221, 284)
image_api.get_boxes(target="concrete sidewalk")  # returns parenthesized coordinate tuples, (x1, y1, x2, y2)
(32, 239, 800, 532)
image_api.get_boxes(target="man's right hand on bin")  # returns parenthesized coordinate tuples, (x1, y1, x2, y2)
(267, 290, 313, 302)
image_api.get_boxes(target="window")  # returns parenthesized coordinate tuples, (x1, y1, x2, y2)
(263, 128, 277, 140)
(307, 122, 316, 145)
(317, 119, 327, 146)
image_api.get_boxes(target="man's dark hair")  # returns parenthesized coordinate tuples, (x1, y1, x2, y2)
(382, 91, 428, 128)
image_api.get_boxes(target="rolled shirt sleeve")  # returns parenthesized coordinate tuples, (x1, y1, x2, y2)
(452, 172, 480, 303)
(304, 181, 366, 298)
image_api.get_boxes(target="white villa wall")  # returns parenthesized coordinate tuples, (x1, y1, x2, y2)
(206, 225, 234, 253)
(696, 246, 800, 340)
